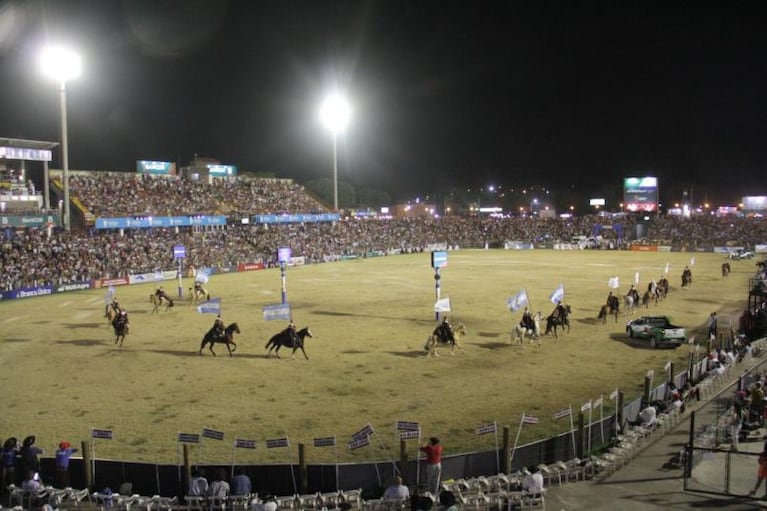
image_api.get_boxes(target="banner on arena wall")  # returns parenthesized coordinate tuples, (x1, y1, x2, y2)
(54, 282, 92, 293)
(629, 244, 658, 252)
(95, 215, 226, 229)
(253, 213, 340, 224)
(0, 214, 59, 228)
(237, 262, 266, 272)
(136, 160, 176, 176)
(1, 285, 53, 300)
(96, 277, 130, 288)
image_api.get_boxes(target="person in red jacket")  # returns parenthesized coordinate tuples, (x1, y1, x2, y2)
(419, 437, 442, 495)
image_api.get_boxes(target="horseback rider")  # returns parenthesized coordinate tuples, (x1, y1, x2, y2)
(520, 307, 535, 331)
(607, 292, 619, 312)
(435, 316, 455, 343)
(212, 314, 225, 339)
(113, 309, 129, 331)
(193, 280, 208, 299)
(284, 320, 300, 345)
(111, 298, 121, 313)
(682, 266, 692, 287)
(155, 286, 171, 302)
(551, 301, 566, 320)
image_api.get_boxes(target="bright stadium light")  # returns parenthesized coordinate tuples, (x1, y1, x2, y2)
(319, 93, 351, 211)
(40, 45, 81, 231)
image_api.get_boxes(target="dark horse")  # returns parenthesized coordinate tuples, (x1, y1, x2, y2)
(545, 305, 571, 338)
(112, 312, 129, 347)
(199, 322, 241, 356)
(265, 327, 313, 359)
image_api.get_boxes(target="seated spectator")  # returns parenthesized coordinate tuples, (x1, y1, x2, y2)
(522, 466, 544, 494)
(438, 490, 459, 511)
(638, 403, 657, 428)
(383, 475, 410, 500)
(208, 468, 229, 500)
(21, 470, 43, 492)
(230, 467, 251, 496)
(188, 467, 208, 497)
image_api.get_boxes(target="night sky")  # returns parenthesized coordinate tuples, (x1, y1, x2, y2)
(0, 0, 765, 204)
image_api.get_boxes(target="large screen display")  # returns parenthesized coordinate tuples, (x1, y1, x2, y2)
(623, 177, 658, 212)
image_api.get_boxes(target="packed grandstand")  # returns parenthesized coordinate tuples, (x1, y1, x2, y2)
(1, 171, 767, 293)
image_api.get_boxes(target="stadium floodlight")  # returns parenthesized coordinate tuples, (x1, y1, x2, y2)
(40, 45, 81, 231)
(319, 93, 351, 211)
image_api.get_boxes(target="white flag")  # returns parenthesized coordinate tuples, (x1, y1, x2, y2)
(434, 297, 451, 312)
(690, 256, 695, 267)
(634, 272, 640, 285)
(507, 289, 529, 312)
(580, 401, 592, 412)
(549, 284, 565, 304)
(664, 262, 670, 274)
(664, 361, 672, 371)
(608, 276, 620, 289)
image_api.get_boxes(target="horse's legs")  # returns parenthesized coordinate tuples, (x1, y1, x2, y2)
(226, 343, 233, 357)
(199, 339, 207, 355)
(229, 341, 237, 353)
(209, 344, 217, 356)
(300, 345, 309, 360)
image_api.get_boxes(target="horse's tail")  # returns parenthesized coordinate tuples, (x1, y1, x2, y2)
(265, 336, 275, 349)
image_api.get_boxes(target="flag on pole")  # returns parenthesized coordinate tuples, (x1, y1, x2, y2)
(352, 423, 375, 441)
(690, 256, 695, 267)
(396, 421, 420, 432)
(262, 303, 292, 321)
(103, 285, 116, 304)
(634, 272, 640, 285)
(92, 429, 113, 439)
(475, 422, 497, 435)
(664, 262, 670, 274)
(664, 360, 672, 371)
(348, 436, 370, 450)
(522, 414, 539, 425)
(580, 401, 592, 412)
(610, 389, 619, 400)
(553, 408, 571, 420)
(313, 437, 336, 448)
(399, 430, 420, 440)
(197, 297, 221, 314)
(202, 428, 224, 441)
(178, 433, 201, 444)
(688, 335, 696, 345)
(507, 289, 529, 312)
(234, 439, 256, 449)
(266, 437, 289, 448)
(608, 277, 620, 289)
(196, 267, 212, 284)
(434, 297, 451, 312)
(154, 269, 164, 282)
(549, 284, 565, 304)
(593, 396, 603, 408)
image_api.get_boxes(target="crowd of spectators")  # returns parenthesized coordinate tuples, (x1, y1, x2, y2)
(1, 172, 767, 292)
(67, 173, 327, 218)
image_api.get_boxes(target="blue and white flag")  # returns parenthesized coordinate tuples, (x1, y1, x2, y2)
(103, 285, 116, 304)
(196, 267, 212, 284)
(507, 289, 528, 312)
(434, 297, 451, 312)
(154, 269, 164, 282)
(197, 297, 221, 314)
(549, 284, 565, 304)
(202, 428, 224, 441)
(608, 276, 619, 289)
(263, 303, 292, 321)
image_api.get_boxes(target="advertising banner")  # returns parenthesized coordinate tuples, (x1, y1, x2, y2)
(0, 215, 60, 228)
(252, 213, 340, 224)
(136, 160, 176, 176)
(95, 215, 226, 229)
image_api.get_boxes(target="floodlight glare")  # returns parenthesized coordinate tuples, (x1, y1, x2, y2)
(40, 46, 82, 83)
(319, 92, 351, 211)
(40, 45, 81, 231)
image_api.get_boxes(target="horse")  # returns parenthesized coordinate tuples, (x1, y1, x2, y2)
(681, 269, 692, 289)
(105, 303, 119, 324)
(199, 322, 241, 356)
(511, 312, 542, 347)
(545, 305, 571, 339)
(265, 327, 313, 359)
(641, 290, 656, 308)
(188, 286, 210, 305)
(112, 313, 129, 347)
(722, 261, 731, 278)
(656, 278, 669, 301)
(623, 294, 636, 316)
(425, 323, 467, 357)
(150, 291, 174, 313)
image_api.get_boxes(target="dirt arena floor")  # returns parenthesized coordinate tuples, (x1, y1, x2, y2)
(0, 250, 752, 465)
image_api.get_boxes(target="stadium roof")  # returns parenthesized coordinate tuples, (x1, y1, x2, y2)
(0, 137, 58, 150)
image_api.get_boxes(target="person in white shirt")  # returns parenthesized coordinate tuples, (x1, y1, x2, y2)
(382, 475, 410, 500)
(188, 467, 209, 497)
(208, 468, 230, 499)
(522, 466, 544, 494)
(639, 403, 657, 427)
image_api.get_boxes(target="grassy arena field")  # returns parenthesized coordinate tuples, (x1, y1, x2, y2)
(0, 250, 753, 465)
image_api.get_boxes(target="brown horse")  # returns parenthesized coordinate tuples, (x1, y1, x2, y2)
(425, 323, 467, 357)
(150, 291, 174, 313)
(199, 323, 241, 356)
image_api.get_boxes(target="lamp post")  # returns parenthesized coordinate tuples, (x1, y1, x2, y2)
(40, 46, 81, 231)
(530, 198, 538, 216)
(319, 93, 350, 211)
